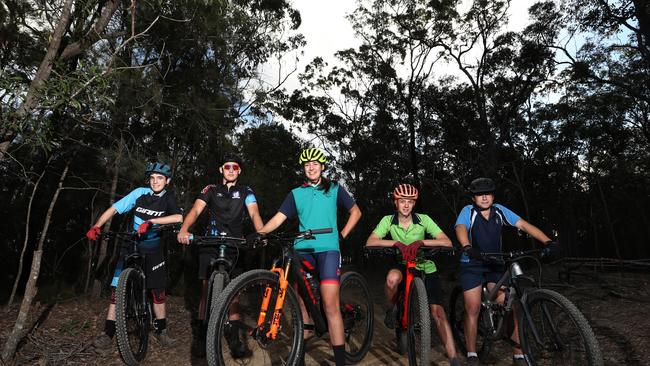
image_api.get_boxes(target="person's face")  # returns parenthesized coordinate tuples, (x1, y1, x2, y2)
(472, 192, 494, 209)
(149, 173, 169, 193)
(220, 161, 241, 183)
(303, 161, 323, 183)
(396, 198, 415, 217)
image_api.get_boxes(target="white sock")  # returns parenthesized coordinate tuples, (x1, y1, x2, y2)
(513, 354, 525, 359)
(467, 352, 478, 358)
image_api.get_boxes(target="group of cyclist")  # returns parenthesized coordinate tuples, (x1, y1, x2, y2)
(86, 147, 558, 366)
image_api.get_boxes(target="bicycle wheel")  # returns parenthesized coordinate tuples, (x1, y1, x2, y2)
(406, 277, 430, 366)
(206, 269, 304, 366)
(449, 285, 493, 360)
(339, 271, 373, 363)
(206, 271, 227, 320)
(519, 289, 603, 366)
(115, 268, 150, 365)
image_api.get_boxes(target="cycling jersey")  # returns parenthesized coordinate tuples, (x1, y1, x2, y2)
(197, 183, 257, 238)
(278, 181, 355, 252)
(110, 187, 181, 287)
(112, 187, 182, 249)
(454, 204, 520, 264)
(372, 213, 443, 274)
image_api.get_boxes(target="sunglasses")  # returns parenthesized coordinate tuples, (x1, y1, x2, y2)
(222, 163, 240, 171)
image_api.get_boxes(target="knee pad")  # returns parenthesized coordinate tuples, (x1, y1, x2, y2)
(110, 288, 116, 304)
(150, 288, 166, 304)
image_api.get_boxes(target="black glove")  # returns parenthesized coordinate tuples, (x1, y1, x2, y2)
(462, 245, 482, 260)
(541, 240, 559, 259)
(246, 232, 266, 246)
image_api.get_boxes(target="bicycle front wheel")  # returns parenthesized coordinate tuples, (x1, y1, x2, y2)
(115, 268, 150, 365)
(206, 271, 227, 321)
(206, 269, 304, 366)
(519, 289, 603, 366)
(339, 271, 373, 363)
(407, 277, 430, 366)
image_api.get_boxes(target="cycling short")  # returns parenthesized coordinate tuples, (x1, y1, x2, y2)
(459, 264, 507, 291)
(391, 268, 444, 305)
(198, 246, 245, 280)
(112, 246, 166, 289)
(300, 250, 341, 285)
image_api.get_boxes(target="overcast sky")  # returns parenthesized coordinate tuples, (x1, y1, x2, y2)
(260, 0, 538, 93)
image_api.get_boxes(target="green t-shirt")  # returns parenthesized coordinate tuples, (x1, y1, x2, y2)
(372, 213, 443, 274)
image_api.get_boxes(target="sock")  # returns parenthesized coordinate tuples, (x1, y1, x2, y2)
(104, 319, 116, 338)
(153, 318, 167, 333)
(467, 352, 478, 358)
(513, 354, 525, 359)
(333, 344, 346, 366)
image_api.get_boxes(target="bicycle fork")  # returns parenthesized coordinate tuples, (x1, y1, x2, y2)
(256, 261, 291, 340)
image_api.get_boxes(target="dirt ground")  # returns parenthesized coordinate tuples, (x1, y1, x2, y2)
(1, 264, 649, 366)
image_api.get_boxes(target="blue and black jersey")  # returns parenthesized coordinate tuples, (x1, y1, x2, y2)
(197, 183, 257, 238)
(112, 187, 182, 249)
(454, 204, 520, 265)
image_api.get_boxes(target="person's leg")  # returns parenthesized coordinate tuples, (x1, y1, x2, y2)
(425, 273, 457, 360)
(384, 269, 403, 329)
(486, 278, 524, 361)
(318, 251, 346, 366)
(460, 268, 484, 356)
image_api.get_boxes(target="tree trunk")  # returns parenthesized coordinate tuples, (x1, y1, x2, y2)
(1, 159, 70, 362)
(597, 180, 622, 259)
(92, 143, 122, 297)
(0, 0, 74, 157)
(1, 0, 123, 157)
(85, 191, 100, 293)
(6, 157, 52, 308)
(510, 163, 534, 249)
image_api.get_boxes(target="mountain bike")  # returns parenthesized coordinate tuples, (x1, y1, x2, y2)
(364, 246, 454, 366)
(206, 228, 374, 366)
(187, 233, 250, 331)
(449, 249, 603, 366)
(100, 224, 177, 366)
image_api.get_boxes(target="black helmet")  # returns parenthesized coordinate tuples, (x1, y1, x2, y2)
(469, 177, 496, 195)
(220, 152, 242, 168)
(145, 162, 172, 179)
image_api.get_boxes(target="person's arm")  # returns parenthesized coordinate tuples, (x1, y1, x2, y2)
(258, 211, 288, 234)
(247, 203, 264, 232)
(365, 231, 395, 247)
(340, 204, 361, 239)
(423, 231, 452, 247)
(455, 224, 471, 250)
(177, 199, 207, 244)
(149, 214, 183, 225)
(515, 219, 552, 244)
(93, 206, 118, 228)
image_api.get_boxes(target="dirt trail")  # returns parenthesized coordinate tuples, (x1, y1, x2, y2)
(2, 266, 648, 365)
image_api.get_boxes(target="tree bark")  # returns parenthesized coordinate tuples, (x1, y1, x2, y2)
(1, 159, 70, 362)
(1, 0, 124, 157)
(6, 157, 52, 308)
(597, 180, 622, 259)
(92, 142, 122, 297)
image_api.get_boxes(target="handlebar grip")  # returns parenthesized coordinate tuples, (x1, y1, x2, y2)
(309, 228, 333, 235)
(188, 234, 194, 242)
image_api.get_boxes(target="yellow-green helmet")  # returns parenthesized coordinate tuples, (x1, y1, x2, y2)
(298, 148, 327, 165)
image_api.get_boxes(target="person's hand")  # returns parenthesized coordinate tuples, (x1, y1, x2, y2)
(403, 240, 424, 261)
(177, 230, 192, 245)
(86, 226, 101, 241)
(137, 221, 152, 236)
(246, 232, 266, 246)
(393, 241, 416, 261)
(541, 240, 559, 260)
(462, 245, 482, 260)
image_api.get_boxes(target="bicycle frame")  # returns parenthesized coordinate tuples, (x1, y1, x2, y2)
(399, 259, 418, 330)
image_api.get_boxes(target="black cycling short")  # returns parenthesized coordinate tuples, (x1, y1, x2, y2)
(112, 246, 166, 289)
(198, 246, 245, 280)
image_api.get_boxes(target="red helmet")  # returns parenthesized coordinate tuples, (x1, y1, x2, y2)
(393, 184, 419, 200)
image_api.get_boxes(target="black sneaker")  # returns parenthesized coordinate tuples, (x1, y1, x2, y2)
(224, 320, 252, 359)
(467, 355, 480, 366)
(384, 305, 398, 329)
(191, 336, 206, 358)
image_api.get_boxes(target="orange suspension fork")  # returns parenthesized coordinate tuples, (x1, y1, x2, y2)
(402, 260, 417, 328)
(257, 261, 291, 340)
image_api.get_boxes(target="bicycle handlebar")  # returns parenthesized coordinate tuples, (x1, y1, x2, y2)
(481, 249, 542, 260)
(364, 245, 455, 259)
(187, 234, 251, 248)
